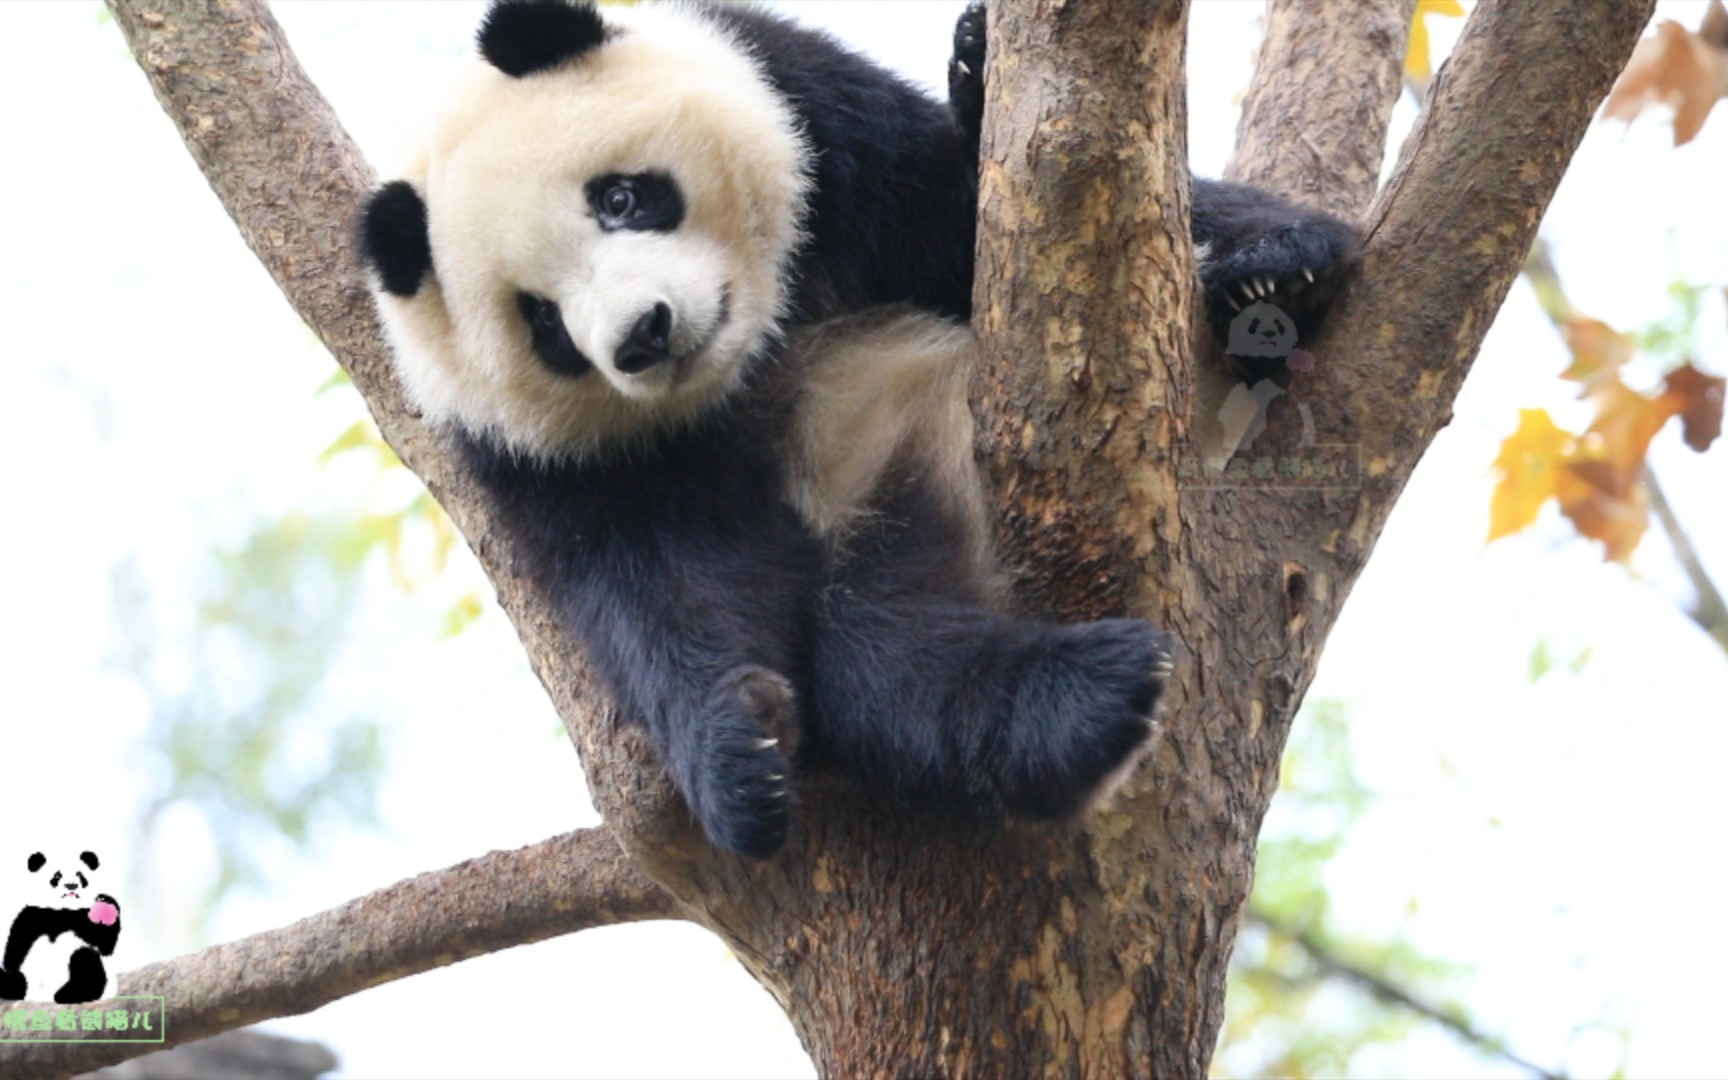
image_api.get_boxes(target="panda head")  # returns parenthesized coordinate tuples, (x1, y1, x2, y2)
(28, 851, 99, 909)
(357, 0, 811, 462)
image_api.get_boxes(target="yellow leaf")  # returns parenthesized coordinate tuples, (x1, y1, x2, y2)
(1406, 0, 1465, 91)
(1488, 408, 1572, 541)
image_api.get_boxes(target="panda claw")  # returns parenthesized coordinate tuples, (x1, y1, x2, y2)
(1303, 267, 1315, 284)
(956, 59, 972, 77)
(1226, 294, 1242, 312)
(753, 737, 779, 750)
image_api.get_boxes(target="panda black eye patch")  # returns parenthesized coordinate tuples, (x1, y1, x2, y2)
(586, 172, 684, 233)
(515, 291, 593, 378)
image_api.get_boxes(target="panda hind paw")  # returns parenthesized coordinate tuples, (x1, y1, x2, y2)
(998, 619, 1172, 820)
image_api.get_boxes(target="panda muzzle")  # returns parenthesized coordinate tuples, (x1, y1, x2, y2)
(615, 302, 674, 375)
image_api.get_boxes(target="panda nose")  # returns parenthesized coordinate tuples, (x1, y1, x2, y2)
(615, 302, 673, 374)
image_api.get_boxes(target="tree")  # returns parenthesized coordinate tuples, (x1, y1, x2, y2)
(0, 0, 1657, 1075)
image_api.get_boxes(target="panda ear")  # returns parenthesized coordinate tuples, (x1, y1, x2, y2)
(478, 0, 606, 78)
(80, 851, 99, 871)
(358, 181, 433, 299)
(26, 853, 45, 873)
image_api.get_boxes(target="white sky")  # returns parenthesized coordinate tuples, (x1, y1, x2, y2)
(0, 2, 1723, 1078)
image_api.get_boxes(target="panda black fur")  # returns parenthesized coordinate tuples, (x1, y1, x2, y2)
(356, 0, 1355, 858)
(0, 851, 121, 1004)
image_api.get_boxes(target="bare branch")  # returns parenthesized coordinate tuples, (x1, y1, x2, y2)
(1228, 0, 1416, 218)
(1645, 465, 1728, 648)
(1298, 0, 1655, 490)
(0, 829, 676, 1079)
(1246, 909, 1566, 1080)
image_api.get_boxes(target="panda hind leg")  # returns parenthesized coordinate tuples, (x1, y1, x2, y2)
(979, 617, 1174, 819)
(809, 589, 1173, 819)
(55, 947, 106, 1004)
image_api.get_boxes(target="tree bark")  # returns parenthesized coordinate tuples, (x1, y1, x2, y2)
(97, 0, 1656, 1077)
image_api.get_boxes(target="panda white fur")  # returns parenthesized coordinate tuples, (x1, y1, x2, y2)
(0, 851, 121, 1004)
(357, 0, 1358, 858)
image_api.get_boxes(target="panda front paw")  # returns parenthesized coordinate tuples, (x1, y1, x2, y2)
(1202, 218, 1360, 377)
(999, 619, 1173, 819)
(0, 967, 24, 1001)
(690, 667, 798, 859)
(949, 1, 987, 147)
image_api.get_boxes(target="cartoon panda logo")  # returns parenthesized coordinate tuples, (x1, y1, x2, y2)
(0, 851, 122, 1004)
(1226, 301, 1297, 361)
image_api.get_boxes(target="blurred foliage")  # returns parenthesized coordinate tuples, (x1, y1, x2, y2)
(1403, 0, 1464, 95)
(1602, 0, 1728, 147)
(1492, 256, 1723, 563)
(1217, 701, 1474, 1079)
(318, 371, 483, 630)
(110, 512, 388, 943)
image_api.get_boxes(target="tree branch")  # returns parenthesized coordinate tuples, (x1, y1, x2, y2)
(1645, 464, 1728, 648)
(1228, 0, 1416, 219)
(1246, 909, 1566, 1080)
(0, 829, 676, 1079)
(971, 0, 1194, 621)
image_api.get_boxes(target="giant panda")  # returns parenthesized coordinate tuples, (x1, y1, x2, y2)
(0, 851, 122, 1004)
(356, 0, 1358, 858)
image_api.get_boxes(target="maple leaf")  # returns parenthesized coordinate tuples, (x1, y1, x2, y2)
(1404, 0, 1465, 94)
(1603, 3, 1728, 146)
(1553, 464, 1651, 563)
(1551, 379, 1691, 562)
(1488, 409, 1573, 541)
(1560, 316, 1637, 389)
(1662, 362, 1726, 452)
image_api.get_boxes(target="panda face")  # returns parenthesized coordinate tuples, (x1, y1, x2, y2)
(365, 3, 810, 462)
(28, 850, 99, 910)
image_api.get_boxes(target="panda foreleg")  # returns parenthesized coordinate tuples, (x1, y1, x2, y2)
(1192, 177, 1361, 356)
(573, 549, 808, 861)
